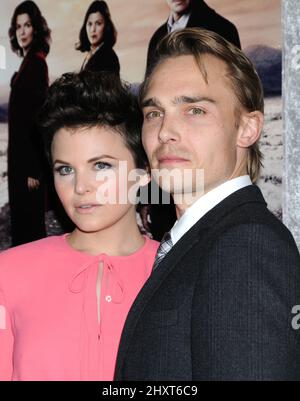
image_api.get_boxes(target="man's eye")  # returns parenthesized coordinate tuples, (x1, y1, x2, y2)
(145, 110, 163, 120)
(95, 162, 112, 170)
(54, 166, 73, 176)
(188, 107, 205, 115)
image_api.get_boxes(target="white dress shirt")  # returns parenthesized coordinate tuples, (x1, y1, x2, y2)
(167, 12, 191, 33)
(171, 175, 253, 245)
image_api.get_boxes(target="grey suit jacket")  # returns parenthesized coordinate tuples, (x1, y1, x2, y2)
(115, 186, 300, 380)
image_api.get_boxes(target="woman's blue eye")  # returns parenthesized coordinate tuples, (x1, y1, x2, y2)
(95, 162, 112, 170)
(54, 166, 73, 176)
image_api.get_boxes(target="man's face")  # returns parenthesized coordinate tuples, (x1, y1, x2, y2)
(166, 0, 191, 15)
(141, 55, 247, 200)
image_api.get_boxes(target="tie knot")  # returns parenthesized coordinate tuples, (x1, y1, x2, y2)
(161, 231, 172, 244)
(153, 231, 173, 271)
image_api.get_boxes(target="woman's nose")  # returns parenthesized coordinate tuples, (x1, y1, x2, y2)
(74, 173, 94, 195)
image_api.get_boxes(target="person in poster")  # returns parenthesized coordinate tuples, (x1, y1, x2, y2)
(76, 0, 120, 75)
(146, 0, 241, 75)
(7, 0, 50, 246)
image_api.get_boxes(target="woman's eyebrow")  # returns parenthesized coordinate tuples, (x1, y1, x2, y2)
(53, 155, 119, 165)
(87, 155, 119, 163)
(53, 159, 70, 165)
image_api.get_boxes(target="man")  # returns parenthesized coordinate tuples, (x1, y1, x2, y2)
(146, 0, 241, 76)
(115, 28, 300, 380)
(146, 0, 241, 239)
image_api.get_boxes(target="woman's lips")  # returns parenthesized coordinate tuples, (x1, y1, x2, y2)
(75, 204, 101, 214)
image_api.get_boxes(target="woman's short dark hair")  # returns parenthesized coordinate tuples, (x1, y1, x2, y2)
(76, 0, 117, 52)
(8, 0, 51, 57)
(38, 71, 147, 170)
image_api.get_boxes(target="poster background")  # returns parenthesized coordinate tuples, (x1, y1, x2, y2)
(0, 0, 282, 249)
(1, 0, 281, 98)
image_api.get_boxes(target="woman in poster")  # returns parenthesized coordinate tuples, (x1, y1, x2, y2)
(76, 0, 120, 75)
(8, 0, 51, 246)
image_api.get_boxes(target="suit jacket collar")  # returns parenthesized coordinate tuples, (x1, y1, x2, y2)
(114, 185, 266, 378)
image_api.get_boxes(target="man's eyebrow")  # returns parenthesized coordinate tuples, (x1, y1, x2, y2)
(141, 97, 162, 108)
(172, 95, 216, 105)
(141, 96, 216, 108)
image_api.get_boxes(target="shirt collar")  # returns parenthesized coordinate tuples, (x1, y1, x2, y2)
(167, 12, 190, 33)
(171, 175, 252, 245)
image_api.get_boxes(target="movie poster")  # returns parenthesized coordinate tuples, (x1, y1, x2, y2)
(0, 0, 281, 250)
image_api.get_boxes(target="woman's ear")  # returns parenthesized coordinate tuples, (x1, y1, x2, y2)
(237, 111, 264, 148)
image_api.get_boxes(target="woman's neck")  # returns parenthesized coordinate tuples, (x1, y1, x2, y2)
(22, 44, 32, 57)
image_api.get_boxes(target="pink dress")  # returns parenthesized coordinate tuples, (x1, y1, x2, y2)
(0, 234, 158, 381)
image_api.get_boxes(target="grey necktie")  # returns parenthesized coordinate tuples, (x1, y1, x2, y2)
(152, 232, 173, 271)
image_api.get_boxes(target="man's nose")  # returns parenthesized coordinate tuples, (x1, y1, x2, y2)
(158, 114, 181, 144)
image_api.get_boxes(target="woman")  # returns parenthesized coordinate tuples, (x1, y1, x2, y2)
(8, 0, 51, 246)
(0, 71, 159, 381)
(76, 0, 120, 74)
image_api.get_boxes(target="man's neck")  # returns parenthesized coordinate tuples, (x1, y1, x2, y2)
(173, 174, 250, 219)
(173, 189, 203, 219)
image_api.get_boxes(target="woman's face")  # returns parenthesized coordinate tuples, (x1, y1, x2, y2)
(16, 13, 34, 53)
(86, 11, 105, 48)
(52, 125, 149, 234)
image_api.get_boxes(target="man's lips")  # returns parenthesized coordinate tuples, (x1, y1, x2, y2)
(158, 155, 189, 165)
